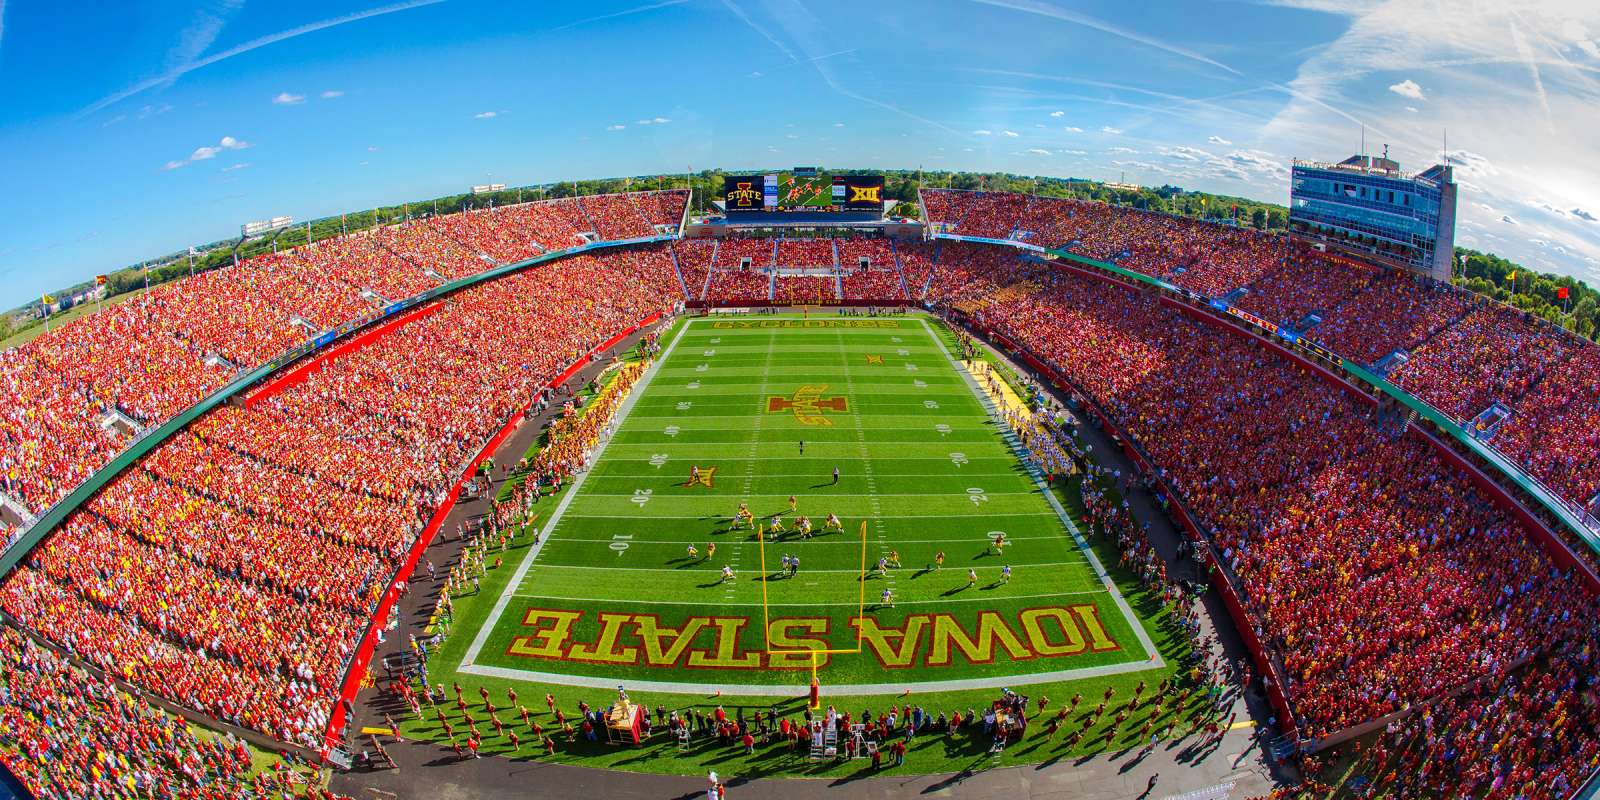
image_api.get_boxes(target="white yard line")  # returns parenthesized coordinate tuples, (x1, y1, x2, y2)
(506, 589, 1109, 606)
(918, 316, 1165, 670)
(460, 317, 692, 670)
(459, 657, 1159, 698)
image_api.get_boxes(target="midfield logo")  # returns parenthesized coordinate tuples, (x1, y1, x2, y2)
(767, 384, 848, 426)
(864, 354, 883, 365)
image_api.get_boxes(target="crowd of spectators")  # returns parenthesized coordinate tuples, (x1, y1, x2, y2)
(772, 276, 839, 304)
(0, 626, 342, 799)
(1308, 272, 1473, 366)
(0, 192, 687, 524)
(706, 270, 771, 303)
(629, 189, 690, 230)
(672, 240, 716, 301)
(894, 242, 937, 302)
(1391, 304, 1579, 423)
(1495, 345, 1600, 508)
(774, 238, 836, 269)
(1231, 247, 1377, 330)
(957, 261, 1599, 756)
(578, 193, 656, 240)
(713, 238, 776, 270)
(0, 244, 681, 752)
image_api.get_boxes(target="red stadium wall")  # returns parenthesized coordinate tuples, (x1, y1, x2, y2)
(243, 301, 445, 409)
(320, 311, 664, 757)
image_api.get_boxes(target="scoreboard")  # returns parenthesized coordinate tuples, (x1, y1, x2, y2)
(723, 173, 885, 213)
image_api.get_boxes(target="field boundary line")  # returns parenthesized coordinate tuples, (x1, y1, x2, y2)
(918, 315, 1166, 670)
(460, 315, 692, 670)
(458, 653, 1158, 697)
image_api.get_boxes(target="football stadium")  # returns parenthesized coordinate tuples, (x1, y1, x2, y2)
(3, 3, 1600, 799)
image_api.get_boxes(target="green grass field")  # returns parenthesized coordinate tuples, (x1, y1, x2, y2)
(408, 313, 1207, 777)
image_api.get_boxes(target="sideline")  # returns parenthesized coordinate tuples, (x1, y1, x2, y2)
(460, 312, 1163, 695)
(459, 316, 693, 671)
(917, 316, 1166, 671)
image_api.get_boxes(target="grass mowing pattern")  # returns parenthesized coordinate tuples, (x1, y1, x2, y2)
(462, 314, 1149, 690)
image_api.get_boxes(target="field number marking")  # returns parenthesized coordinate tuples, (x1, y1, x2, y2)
(913, 379, 927, 389)
(676, 401, 692, 411)
(696, 364, 709, 372)
(610, 534, 633, 555)
(967, 487, 990, 506)
(648, 454, 669, 468)
(630, 489, 653, 507)
(687, 381, 701, 389)
(923, 400, 940, 409)
(663, 425, 681, 437)
(949, 452, 968, 467)
(935, 423, 951, 435)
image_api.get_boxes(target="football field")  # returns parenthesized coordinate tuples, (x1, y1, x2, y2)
(460, 313, 1159, 694)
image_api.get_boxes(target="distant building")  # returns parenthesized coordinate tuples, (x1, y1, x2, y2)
(1289, 153, 1457, 281)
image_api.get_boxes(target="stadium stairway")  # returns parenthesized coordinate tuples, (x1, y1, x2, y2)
(889, 240, 914, 301)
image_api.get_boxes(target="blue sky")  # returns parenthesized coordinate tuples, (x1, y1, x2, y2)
(1, 0, 1597, 309)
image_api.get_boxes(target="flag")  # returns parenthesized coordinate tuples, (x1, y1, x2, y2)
(1558, 286, 1570, 300)
(40, 294, 52, 304)
(1506, 271, 1517, 282)
(95, 275, 107, 286)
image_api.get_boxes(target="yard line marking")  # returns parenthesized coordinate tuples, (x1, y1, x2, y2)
(551, 512, 1061, 520)
(921, 316, 1165, 669)
(460, 314, 687, 670)
(507, 589, 1109, 606)
(521, 563, 1100, 576)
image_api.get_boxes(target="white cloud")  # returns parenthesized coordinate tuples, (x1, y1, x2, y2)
(219, 136, 248, 150)
(834, 122, 845, 127)
(1108, 146, 1138, 154)
(1208, 135, 1232, 145)
(1261, 2, 1600, 281)
(190, 146, 220, 161)
(1063, 126, 1083, 133)
(320, 90, 344, 99)
(221, 163, 251, 172)
(1574, 208, 1598, 222)
(636, 116, 671, 125)
(1101, 126, 1123, 134)
(1002, 130, 1019, 137)
(749, 71, 764, 78)
(606, 124, 626, 131)
(973, 129, 993, 135)
(1405, 105, 1419, 113)
(272, 92, 305, 105)
(164, 135, 249, 171)
(971, 0, 1241, 75)
(1049, 110, 1064, 117)
(474, 111, 498, 119)
(367, 145, 380, 152)
(1387, 78, 1425, 100)
(163, 160, 187, 171)
(1027, 148, 1051, 155)
(80, 0, 447, 118)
